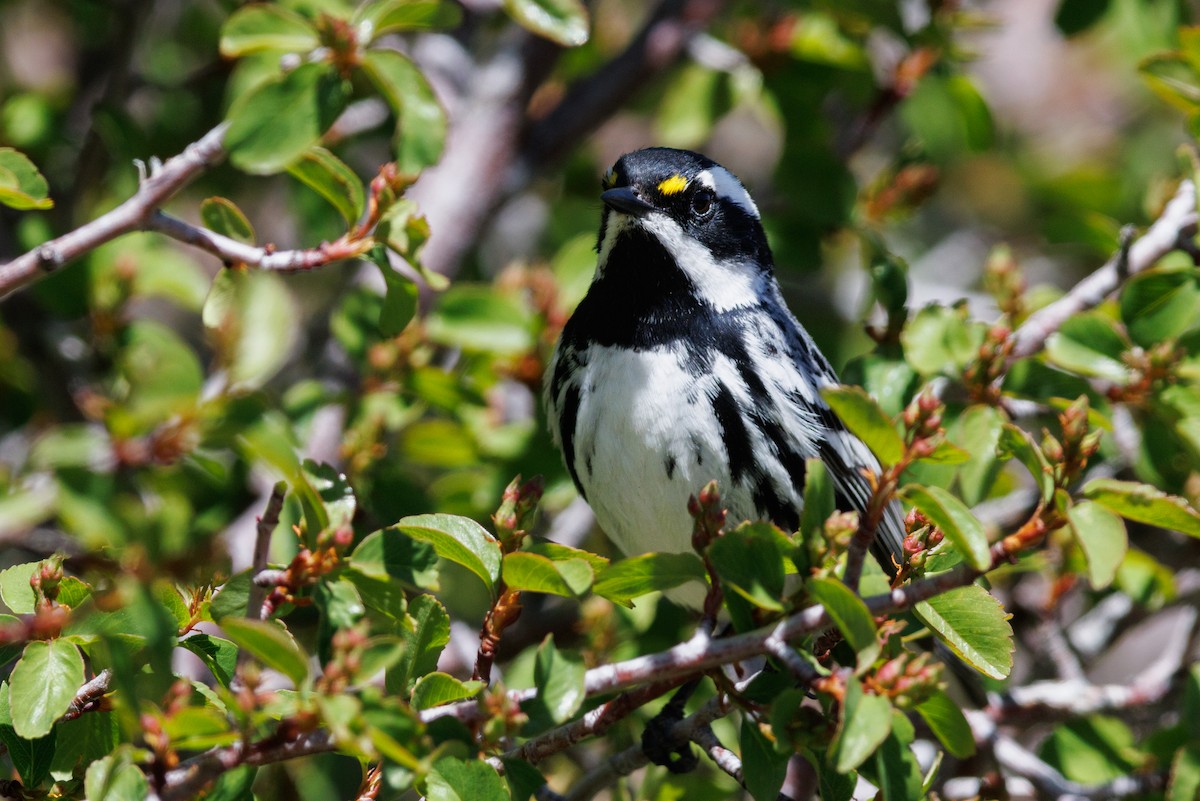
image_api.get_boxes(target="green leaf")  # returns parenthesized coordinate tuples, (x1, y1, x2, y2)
(708, 522, 792, 612)
(219, 4, 319, 56)
(739, 719, 788, 801)
(343, 570, 410, 619)
(0, 683, 55, 786)
(218, 618, 309, 687)
(361, 50, 447, 172)
(210, 570, 253, 621)
(0, 562, 39, 614)
(1039, 715, 1144, 784)
(1121, 268, 1200, 347)
(9, 640, 85, 738)
(915, 584, 1013, 680)
(180, 634, 240, 688)
(915, 690, 975, 759)
(411, 672, 484, 710)
(164, 707, 237, 750)
(502, 552, 591, 598)
(225, 63, 349, 174)
(425, 285, 535, 355)
(304, 460, 356, 533)
(1045, 312, 1131, 383)
(206, 765, 257, 801)
(287, 146, 365, 226)
(832, 678, 893, 772)
(1083, 478, 1200, 537)
(0, 147, 53, 210)
(388, 594, 450, 696)
(393, 514, 502, 597)
(592, 552, 706, 606)
(350, 528, 440, 591)
(797, 457, 834, 573)
(203, 268, 298, 390)
(998, 423, 1055, 502)
(356, 0, 463, 37)
(653, 64, 730, 149)
(84, 752, 148, 801)
(868, 713, 925, 801)
(370, 249, 420, 336)
(114, 320, 203, 433)
(954, 405, 1006, 506)
(315, 578, 365, 630)
(356, 637, 406, 684)
(1066, 501, 1128, 589)
(898, 485, 991, 570)
(200, 197, 256, 244)
(1141, 52, 1200, 112)
(901, 304, 984, 375)
(808, 577, 880, 673)
(426, 756, 509, 801)
(821, 386, 905, 466)
(528, 635, 585, 725)
(501, 758, 547, 801)
(502, 0, 588, 46)
(1169, 744, 1200, 801)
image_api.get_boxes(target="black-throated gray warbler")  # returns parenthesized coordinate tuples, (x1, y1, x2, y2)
(546, 147, 906, 597)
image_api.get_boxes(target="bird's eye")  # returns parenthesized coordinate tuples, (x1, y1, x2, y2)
(690, 189, 715, 219)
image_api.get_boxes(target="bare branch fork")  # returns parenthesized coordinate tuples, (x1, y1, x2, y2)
(1007, 178, 1199, 361)
(0, 120, 376, 302)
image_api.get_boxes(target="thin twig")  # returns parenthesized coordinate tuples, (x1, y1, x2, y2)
(0, 124, 229, 301)
(145, 212, 366, 271)
(1007, 179, 1198, 361)
(244, 483, 287, 624)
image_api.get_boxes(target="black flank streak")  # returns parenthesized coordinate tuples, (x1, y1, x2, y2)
(665, 454, 677, 480)
(558, 382, 586, 500)
(711, 382, 753, 482)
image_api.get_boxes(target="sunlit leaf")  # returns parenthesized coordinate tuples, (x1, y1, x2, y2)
(9, 640, 85, 738)
(822, 386, 905, 467)
(0, 148, 53, 210)
(1084, 478, 1200, 537)
(225, 63, 349, 174)
(502, 0, 588, 46)
(915, 584, 1013, 679)
(220, 4, 319, 56)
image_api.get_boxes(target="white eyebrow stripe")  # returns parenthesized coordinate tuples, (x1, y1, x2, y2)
(696, 167, 760, 219)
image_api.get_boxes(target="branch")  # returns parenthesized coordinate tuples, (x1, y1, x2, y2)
(1008, 178, 1198, 361)
(144, 212, 365, 272)
(244, 483, 287, 625)
(562, 694, 733, 801)
(60, 669, 113, 723)
(966, 709, 1165, 799)
(162, 514, 1040, 798)
(0, 124, 229, 301)
(489, 678, 687, 769)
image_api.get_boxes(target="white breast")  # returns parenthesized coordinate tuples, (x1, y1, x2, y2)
(563, 344, 724, 560)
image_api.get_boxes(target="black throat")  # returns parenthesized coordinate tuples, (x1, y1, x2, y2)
(562, 228, 713, 350)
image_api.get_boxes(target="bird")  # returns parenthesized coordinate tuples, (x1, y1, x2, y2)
(545, 147, 906, 602)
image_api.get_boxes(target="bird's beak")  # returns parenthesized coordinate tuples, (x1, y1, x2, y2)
(601, 187, 654, 217)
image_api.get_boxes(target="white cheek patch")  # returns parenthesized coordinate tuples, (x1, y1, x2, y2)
(639, 212, 762, 312)
(696, 167, 760, 219)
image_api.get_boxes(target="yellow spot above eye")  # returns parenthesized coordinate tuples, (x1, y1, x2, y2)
(602, 168, 618, 189)
(657, 174, 688, 195)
